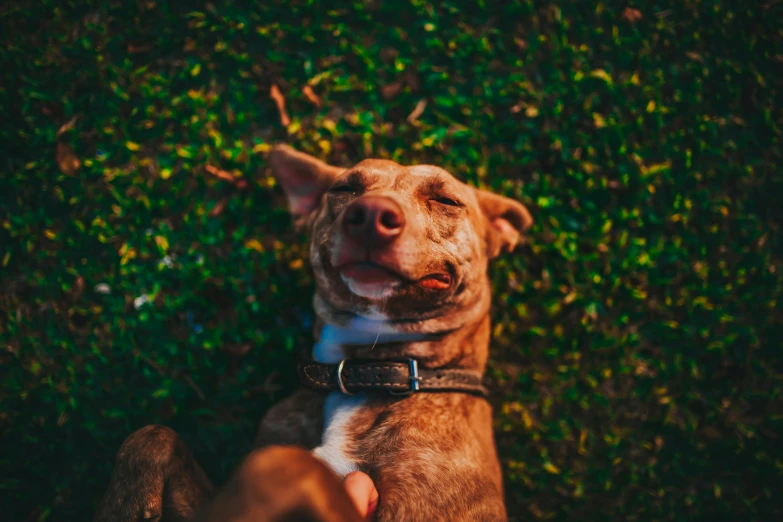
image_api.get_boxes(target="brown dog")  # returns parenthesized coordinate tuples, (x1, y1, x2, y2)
(94, 145, 532, 522)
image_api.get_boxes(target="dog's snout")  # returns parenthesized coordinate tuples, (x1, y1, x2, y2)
(343, 196, 405, 247)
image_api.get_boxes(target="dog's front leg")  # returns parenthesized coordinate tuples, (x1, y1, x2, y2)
(94, 425, 213, 522)
(254, 388, 325, 449)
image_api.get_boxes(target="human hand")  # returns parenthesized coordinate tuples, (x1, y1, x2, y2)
(343, 471, 379, 520)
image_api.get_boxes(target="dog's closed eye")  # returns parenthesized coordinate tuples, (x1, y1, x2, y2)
(431, 196, 463, 207)
(330, 183, 359, 195)
(329, 172, 366, 196)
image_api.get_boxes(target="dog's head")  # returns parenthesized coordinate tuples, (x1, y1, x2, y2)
(269, 145, 532, 326)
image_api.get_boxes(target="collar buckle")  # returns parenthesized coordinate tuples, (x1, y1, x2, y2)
(388, 358, 421, 396)
(336, 359, 354, 395)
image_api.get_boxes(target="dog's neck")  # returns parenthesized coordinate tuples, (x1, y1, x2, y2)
(310, 285, 492, 372)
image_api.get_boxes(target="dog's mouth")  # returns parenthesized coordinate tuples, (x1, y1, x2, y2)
(338, 261, 452, 300)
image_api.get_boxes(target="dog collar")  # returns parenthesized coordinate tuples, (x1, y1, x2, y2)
(297, 357, 488, 398)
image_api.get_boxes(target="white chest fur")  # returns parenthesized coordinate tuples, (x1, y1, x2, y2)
(310, 318, 426, 477)
(313, 392, 366, 477)
(311, 323, 369, 478)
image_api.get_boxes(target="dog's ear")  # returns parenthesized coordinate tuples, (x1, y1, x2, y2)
(473, 188, 533, 258)
(268, 144, 343, 223)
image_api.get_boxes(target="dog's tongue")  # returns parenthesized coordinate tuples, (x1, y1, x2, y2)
(342, 263, 451, 289)
(418, 274, 451, 290)
(341, 264, 399, 284)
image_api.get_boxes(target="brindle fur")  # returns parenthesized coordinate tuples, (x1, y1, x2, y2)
(94, 145, 532, 521)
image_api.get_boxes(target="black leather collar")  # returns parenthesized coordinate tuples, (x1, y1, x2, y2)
(297, 358, 488, 397)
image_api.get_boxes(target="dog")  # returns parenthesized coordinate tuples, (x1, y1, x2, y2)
(94, 145, 533, 522)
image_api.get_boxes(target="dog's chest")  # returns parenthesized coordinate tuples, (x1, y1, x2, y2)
(311, 328, 366, 477)
(313, 391, 365, 477)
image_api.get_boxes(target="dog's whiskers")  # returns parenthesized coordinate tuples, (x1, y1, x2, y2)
(369, 324, 382, 351)
(369, 298, 388, 351)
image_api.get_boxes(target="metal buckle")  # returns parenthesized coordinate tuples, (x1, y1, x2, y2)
(389, 358, 421, 396)
(336, 359, 354, 395)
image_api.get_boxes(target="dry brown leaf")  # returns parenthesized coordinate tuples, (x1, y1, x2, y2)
(183, 38, 198, 52)
(302, 85, 322, 107)
(380, 82, 403, 100)
(407, 99, 427, 123)
(269, 84, 291, 126)
(204, 165, 249, 190)
(402, 69, 421, 91)
(209, 198, 228, 217)
(204, 164, 236, 183)
(127, 43, 152, 53)
(56, 116, 79, 138)
(72, 275, 85, 301)
(622, 7, 643, 23)
(56, 142, 81, 175)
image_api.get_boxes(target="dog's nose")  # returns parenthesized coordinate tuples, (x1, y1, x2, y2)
(342, 196, 405, 247)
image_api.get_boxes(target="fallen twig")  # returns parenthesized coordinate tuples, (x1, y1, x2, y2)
(56, 115, 79, 138)
(204, 164, 236, 183)
(208, 197, 228, 217)
(270, 84, 291, 126)
(302, 85, 322, 107)
(407, 99, 427, 123)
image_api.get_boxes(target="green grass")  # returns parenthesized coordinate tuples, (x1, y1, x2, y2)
(2, 1, 782, 520)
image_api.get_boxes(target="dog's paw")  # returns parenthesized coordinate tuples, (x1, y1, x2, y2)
(95, 425, 213, 522)
(94, 472, 164, 522)
(93, 426, 177, 522)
